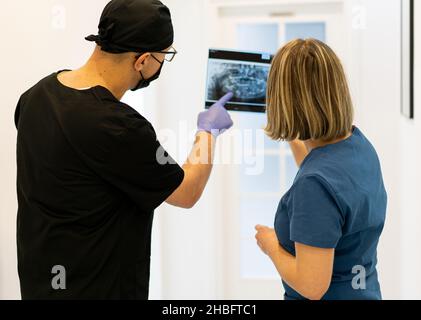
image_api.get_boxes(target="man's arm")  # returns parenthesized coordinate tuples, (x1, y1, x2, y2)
(289, 140, 309, 167)
(166, 132, 215, 209)
(166, 92, 233, 209)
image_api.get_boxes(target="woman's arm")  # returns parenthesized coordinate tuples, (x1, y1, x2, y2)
(289, 140, 309, 167)
(255, 225, 334, 300)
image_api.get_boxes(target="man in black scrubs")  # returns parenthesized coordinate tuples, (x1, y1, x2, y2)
(14, 0, 233, 300)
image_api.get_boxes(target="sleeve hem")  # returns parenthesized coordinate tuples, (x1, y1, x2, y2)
(147, 167, 185, 212)
(290, 235, 338, 249)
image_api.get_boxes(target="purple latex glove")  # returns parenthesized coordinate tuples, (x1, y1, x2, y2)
(197, 92, 234, 137)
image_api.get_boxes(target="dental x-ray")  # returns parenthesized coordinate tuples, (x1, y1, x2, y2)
(205, 49, 272, 113)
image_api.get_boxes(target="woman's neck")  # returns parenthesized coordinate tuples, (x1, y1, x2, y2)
(304, 132, 353, 153)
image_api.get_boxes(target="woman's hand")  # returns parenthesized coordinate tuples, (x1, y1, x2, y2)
(255, 225, 281, 257)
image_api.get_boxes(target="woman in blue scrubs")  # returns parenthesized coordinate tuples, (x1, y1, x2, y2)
(255, 39, 387, 300)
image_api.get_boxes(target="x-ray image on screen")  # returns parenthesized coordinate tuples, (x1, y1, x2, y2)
(205, 49, 272, 113)
(207, 61, 269, 104)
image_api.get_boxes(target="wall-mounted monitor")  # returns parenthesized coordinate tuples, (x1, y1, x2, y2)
(205, 49, 273, 113)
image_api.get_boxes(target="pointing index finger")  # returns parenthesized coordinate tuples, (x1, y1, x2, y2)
(218, 92, 234, 106)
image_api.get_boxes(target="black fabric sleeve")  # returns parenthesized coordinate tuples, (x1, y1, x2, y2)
(14, 98, 21, 129)
(15, 93, 27, 129)
(15, 91, 30, 129)
(84, 118, 184, 213)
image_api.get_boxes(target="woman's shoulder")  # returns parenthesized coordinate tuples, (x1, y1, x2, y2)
(296, 127, 383, 196)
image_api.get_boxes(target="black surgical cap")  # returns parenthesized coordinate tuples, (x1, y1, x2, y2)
(85, 0, 173, 53)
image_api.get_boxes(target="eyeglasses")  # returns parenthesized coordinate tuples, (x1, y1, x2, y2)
(154, 46, 178, 62)
(136, 47, 178, 63)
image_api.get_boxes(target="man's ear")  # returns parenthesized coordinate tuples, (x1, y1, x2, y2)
(134, 53, 151, 71)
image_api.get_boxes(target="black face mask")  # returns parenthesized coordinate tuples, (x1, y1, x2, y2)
(131, 54, 164, 91)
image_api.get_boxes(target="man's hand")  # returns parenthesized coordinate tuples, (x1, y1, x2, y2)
(197, 92, 234, 137)
(255, 225, 281, 257)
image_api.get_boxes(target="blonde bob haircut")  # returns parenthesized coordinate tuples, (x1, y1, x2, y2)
(265, 38, 354, 142)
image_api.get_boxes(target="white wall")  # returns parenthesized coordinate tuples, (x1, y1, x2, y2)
(400, 1, 421, 299)
(0, 0, 420, 300)
(0, 0, 221, 300)
(343, 0, 421, 299)
(150, 0, 226, 299)
(0, 0, 110, 299)
(343, 0, 403, 299)
(153, 0, 420, 300)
